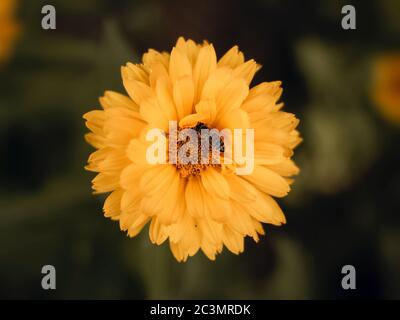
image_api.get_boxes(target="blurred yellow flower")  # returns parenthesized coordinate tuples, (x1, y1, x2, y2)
(84, 37, 301, 262)
(0, 0, 19, 63)
(372, 52, 400, 125)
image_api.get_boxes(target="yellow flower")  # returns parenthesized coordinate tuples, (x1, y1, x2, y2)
(0, 0, 19, 64)
(84, 37, 301, 262)
(372, 52, 400, 125)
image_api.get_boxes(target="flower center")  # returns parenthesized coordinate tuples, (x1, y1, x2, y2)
(173, 123, 224, 178)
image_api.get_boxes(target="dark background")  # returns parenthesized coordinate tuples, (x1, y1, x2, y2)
(0, 0, 399, 299)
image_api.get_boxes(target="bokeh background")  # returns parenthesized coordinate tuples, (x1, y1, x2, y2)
(1, 0, 400, 299)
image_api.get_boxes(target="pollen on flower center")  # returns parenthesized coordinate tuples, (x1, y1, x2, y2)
(172, 122, 224, 178)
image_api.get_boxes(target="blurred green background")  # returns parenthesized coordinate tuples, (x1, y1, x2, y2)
(1, 0, 400, 299)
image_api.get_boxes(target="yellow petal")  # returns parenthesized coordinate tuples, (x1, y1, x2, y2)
(218, 45, 245, 68)
(128, 214, 151, 237)
(149, 217, 168, 245)
(179, 112, 209, 128)
(140, 170, 183, 224)
(173, 75, 195, 119)
(100, 90, 139, 111)
(255, 128, 302, 151)
(251, 111, 298, 131)
(200, 236, 222, 260)
(121, 189, 141, 214)
(169, 47, 192, 83)
(215, 108, 249, 130)
(233, 59, 261, 85)
(155, 76, 178, 121)
(266, 159, 300, 177)
(139, 97, 169, 132)
(185, 177, 206, 218)
(103, 189, 123, 218)
(139, 165, 176, 196)
(195, 99, 217, 124)
(125, 62, 149, 84)
(193, 44, 217, 103)
(83, 110, 105, 134)
(157, 176, 185, 225)
(203, 194, 231, 222)
(201, 68, 233, 101)
(122, 67, 154, 106)
(171, 214, 201, 257)
(119, 212, 139, 231)
(97, 149, 130, 174)
(241, 81, 282, 113)
(246, 191, 286, 225)
(215, 78, 249, 118)
(225, 173, 257, 202)
(229, 202, 257, 236)
(86, 148, 109, 172)
(120, 163, 148, 190)
(222, 225, 244, 254)
(254, 142, 287, 165)
(241, 165, 290, 197)
(126, 139, 153, 165)
(201, 168, 230, 199)
(170, 241, 188, 262)
(149, 62, 169, 88)
(143, 49, 169, 70)
(84, 132, 105, 149)
(250, 219, 265, 242)
(92, 172, 119, 194)
(197, 217, 223, 244)
(167, 211, 193, 243)
(175, 37, 201, 66)
(103, 110, 145, 146)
